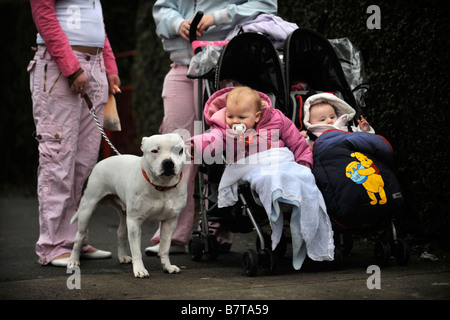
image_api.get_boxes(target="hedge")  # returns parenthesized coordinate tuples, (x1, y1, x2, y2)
(1, 0, 448, 247)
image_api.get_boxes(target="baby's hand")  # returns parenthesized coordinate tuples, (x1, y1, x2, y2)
(358, 115, 371, 132)
(185, 142, 195, 159)
(300, 130, 308, 138)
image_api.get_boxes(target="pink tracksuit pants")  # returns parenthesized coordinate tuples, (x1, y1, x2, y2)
(151, 64, 199, 246)
(29, 46, 108, 265)
(151, 64, 233, 246)
(152, 63, 238, 246)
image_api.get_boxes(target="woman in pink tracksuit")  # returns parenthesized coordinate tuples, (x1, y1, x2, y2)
(28, 0, 120, 266)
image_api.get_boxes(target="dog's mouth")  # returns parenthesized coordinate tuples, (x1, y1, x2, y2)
(162, 170, 175, 176)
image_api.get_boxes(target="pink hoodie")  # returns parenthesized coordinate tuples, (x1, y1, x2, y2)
(190, 87, 312, 167)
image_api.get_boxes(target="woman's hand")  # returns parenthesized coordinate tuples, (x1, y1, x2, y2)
(179, 20, 192, 41)
(108, 74, 121, 94)
(179, 14, 215, 41)
(197, 14, 215, 36)
(71, 72, 87, 97)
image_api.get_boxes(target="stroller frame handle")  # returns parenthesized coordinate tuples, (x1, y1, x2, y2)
(189, 11, 204, 47)
(189, 11, 229, 55)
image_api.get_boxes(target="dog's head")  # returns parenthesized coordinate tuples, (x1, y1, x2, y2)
(141, 133, 186, 177)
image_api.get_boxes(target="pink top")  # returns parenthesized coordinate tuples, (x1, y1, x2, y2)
(30, 0, 118, 78)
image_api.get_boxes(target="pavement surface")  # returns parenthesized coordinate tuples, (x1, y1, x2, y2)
(0, 196, 449, 309)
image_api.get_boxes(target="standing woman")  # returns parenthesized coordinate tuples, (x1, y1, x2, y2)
(147, 0, 278, 254)
(28, 0, 121, 266)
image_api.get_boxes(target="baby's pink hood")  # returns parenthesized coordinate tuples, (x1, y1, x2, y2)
(203, 87, 272, 130)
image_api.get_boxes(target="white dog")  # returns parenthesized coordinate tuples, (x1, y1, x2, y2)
(67, 133, 187, 278)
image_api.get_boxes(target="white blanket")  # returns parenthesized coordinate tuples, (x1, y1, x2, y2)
(218, 148, 334, 270)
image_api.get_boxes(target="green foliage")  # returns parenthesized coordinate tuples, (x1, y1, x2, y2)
(279, 0, 449, 246)
(0, 1, 38, 194)
(132, 0, 170, 137)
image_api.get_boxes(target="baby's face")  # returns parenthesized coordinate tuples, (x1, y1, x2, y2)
(309, 103, 337, 125)
(226, 95, 261, 130)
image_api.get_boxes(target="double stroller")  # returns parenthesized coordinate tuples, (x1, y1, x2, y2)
(186, 13, 409, 276)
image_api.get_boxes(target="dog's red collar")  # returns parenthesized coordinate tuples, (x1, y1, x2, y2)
(141, 168, 183, 192)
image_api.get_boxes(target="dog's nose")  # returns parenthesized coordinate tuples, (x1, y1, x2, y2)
(162, 159, 175, 172)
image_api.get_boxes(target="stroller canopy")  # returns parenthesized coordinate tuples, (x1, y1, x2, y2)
(216, 32, 288, 115)
(284, 28, 359, 116)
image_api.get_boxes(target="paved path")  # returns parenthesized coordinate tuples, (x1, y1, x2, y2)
(1, 196, 448, 306)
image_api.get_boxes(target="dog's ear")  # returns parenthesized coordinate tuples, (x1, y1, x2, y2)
(141, 137, 147, 152)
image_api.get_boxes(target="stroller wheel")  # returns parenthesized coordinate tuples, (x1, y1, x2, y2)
(242, 249, 258, 277)
(391, 238, 410, 266)
(205, 235, 219, 261)
(332, 245, 344, 270)
(260, 248, 278, 275)
(189, 236, 204, 261)
(342, 234, 353, 256)
(374, 240, 391, 267)
(256, 232, 287, 258)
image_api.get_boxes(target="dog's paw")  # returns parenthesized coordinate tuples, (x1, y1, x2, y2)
(119, 255, 132, 264)
(164, 264, 181, 274)
(132, 259, 149, 278)
(133, 267, 149, 278)
(67, 259, 80, 269)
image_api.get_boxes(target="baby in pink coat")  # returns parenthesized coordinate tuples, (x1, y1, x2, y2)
(188, 86, 312, 167)
(188, 87, 334, 269)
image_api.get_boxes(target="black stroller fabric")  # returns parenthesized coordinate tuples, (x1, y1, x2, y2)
(285, 28, 362, 132)
(216, 32, 288, 115)
(285, 28, 357, 109)
(312, 130, 403, 228)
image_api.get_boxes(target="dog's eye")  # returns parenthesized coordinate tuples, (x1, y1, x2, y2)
(173, 145, 183, 155)
(151, 149, 158, 154)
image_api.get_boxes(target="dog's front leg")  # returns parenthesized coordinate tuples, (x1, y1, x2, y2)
(159, 217, 181, 274)
(127, 216, 149, 278)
